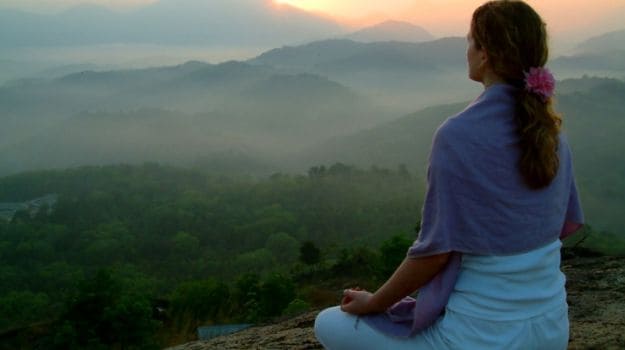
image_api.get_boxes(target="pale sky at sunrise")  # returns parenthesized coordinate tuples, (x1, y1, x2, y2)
(2, 0, 625, 39)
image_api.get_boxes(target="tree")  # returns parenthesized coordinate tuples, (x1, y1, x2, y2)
(378, 234, 413, 279)
(56, 270, 159, 349)
(258, 274, 295, 319)
(232, 248, 276, 276)
(103, 294, 159, 348)
(282, 298, 310, 317)
(0, 291, 50, 330)
(170, 278, 231, 322)
(331, 246, 379, 280)
(265, 232, 300, 265)
(233, 273, 261, 322)
(299, 241, 320, 266)
(172, 231, 200, 258)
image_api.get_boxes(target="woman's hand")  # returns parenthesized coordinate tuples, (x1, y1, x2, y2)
(339, 254, 452, 316)
(340, 288, 380, 315)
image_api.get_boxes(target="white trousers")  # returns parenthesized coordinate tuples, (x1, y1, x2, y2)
(314, 305, 569, 350)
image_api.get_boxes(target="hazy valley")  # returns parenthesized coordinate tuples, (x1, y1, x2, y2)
(2, 29, 625, 236)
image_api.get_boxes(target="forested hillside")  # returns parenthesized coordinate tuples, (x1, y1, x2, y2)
(558, 78, 625, 236)
(1, 162, 620, 349)
(0, 163, 424, 348)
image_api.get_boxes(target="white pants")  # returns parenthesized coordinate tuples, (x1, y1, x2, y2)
(314, 305, 569, 350)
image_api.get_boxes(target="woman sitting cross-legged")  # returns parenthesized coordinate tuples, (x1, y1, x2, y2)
(314, 1, 584, 349)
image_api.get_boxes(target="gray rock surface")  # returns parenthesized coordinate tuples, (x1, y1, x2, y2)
(167, 255, 625, 349)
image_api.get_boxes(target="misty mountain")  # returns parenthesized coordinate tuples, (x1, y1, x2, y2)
(559, 78, 625, 235)
(0, 61, 262, 121)
(251, 37, 466, 73)
(250, 37, 480, 112)
(551, 29, 625, 75)
(552, 53, 625, 74)
(0, 59, 382, 120)
(297, 101, 460, 173)
(0, 0, 344, 48)
(343, 20, 434, 43)
(0, 58, 57, 86)
(0, 34, 479, 175)
(0, 108, 267, 173)
(0, 60, 388, 175)
(300, 77, 625, 234)
(575, 29, 625, 54)
(557, 76, 625, 95)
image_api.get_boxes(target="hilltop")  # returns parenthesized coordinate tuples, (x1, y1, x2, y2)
(343, 20, 434, 43)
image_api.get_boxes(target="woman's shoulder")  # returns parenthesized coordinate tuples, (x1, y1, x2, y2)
(439, 85, 518, 135)
(464, 84, 517, 116)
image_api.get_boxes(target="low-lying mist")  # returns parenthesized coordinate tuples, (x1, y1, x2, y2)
(1, 33, 624, 234)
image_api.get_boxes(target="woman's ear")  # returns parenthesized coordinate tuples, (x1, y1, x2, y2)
(479, 49, 490, 69)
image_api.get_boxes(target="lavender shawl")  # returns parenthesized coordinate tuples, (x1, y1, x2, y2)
(363, 84, 584, 337)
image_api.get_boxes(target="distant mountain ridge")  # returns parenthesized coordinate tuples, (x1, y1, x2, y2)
(250, 37, 465, 72)
(575, 29, 625, 54)
(0, 59, 389, 175)
(551, 28, 625, 74)
(343, 20, 434, 43)
(249, 36, 479, 112)
(0, 0, 345, 47)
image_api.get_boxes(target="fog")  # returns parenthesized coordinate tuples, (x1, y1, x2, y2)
(1, 30, 624, 173)
(0, 0, 624, 229)
(0, 44, 269, 84)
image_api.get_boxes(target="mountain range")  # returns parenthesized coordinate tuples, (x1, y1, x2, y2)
(575, 29, 625, 54)
(551, 29, 625, 76)
(0, 0, 344, 48)
(2, 29, 624, 164)
(250, 37, 479, 112)
(0, 2, 441, 49)
(342, 20, 434, 43)
(0, 29, 624, 233)
(0, 58, 391, 175)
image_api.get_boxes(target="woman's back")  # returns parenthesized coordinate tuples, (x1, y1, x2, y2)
(447, 239, 566, 321)
(431, 240, 569, 349)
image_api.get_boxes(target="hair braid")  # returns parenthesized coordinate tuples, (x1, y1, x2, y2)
(472, 0, 561, 189)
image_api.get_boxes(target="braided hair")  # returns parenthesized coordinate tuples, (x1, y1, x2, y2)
(471, 0, 561, 189)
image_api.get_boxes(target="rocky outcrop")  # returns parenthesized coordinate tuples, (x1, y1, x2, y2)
(168, 255, 625, 350)
(564, 256, 625, 349)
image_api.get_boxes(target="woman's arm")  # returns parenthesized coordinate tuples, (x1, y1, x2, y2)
(341, 252, 451, 315)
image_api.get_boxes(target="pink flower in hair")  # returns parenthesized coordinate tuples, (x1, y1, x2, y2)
(524, 67, 555, 101)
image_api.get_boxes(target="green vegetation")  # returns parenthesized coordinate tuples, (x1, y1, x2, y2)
(1, 159, 622, 347)
(563, 224, 625, 257)
(0, 163, 423, 347)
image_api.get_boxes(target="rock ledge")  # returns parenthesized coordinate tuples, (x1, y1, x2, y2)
(168, 255, 625, 350)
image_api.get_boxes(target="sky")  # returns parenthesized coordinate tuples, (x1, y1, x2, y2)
(1, 0, 624, 41)
(0, 0, 155, 12)
(276, 0, 625, 38)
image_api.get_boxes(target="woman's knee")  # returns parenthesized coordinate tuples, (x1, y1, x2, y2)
(314, 307, 339, 343)
(314, 306, 353, 347)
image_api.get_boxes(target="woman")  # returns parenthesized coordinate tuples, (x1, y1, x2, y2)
(314, 1, 584, 349)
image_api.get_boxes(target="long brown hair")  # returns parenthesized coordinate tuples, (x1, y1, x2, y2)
(471, 0, 561, 189)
